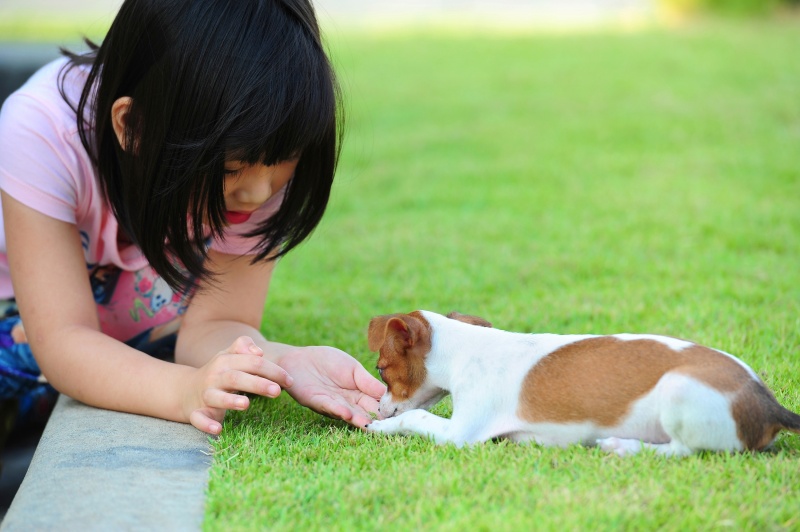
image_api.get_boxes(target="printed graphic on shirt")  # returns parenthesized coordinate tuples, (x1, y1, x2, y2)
(91, 264, 192, 343)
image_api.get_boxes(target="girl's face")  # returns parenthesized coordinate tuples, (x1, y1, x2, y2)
(222, 159, 298, 224)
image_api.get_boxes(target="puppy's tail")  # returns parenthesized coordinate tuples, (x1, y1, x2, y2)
(739, 381, 800, 450)
(777, 406, 800, 435)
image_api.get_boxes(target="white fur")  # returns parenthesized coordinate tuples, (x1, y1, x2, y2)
(368, 311, 754, 455)
(612, 333, 693, 351)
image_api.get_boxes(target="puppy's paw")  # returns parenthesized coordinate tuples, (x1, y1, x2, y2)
(367, 409, 436, 438)
(366, 418, 401, 434)
(597, 437, 643, 457)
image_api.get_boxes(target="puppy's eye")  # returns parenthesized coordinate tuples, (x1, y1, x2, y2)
(376, 367, 384, 377)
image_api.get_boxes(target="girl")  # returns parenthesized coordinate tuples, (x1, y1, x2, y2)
(0, 0, 385, 438)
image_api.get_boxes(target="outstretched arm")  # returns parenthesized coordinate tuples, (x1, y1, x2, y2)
(177, 248, 385, 431)
(5, 191, 383, 434)
(1, 191, 228, 426)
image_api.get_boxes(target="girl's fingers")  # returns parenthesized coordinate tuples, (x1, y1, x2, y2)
(202, 388, 250, 411)
(311, 396, 353, 423)
(218, 353, 293, 389)
(356, 394, 381, 418)
(353, 364, 387, 399)
(349, 412, 375, 430)
(189, 409, 223, 436)
(225, 336, 264, 356)
(333, 400, 373, 429)
(219, 368, 283, 398)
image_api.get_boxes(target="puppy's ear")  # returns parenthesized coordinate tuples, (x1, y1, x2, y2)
(368, 313, 426, 352)
(368, 315, 394, 352)
(446, 311, 492, 328)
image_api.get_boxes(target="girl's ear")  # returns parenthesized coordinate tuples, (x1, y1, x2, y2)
(111, 96, 133, 151)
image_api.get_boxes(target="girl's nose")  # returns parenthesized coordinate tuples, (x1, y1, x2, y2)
(233, 168, 272, 206)
(225, 159, 297, 208)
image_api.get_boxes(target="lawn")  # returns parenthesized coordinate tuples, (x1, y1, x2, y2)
(204, 19, 800, 530)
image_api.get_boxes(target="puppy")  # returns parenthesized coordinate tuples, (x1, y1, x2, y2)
(366, 310, 800, 456)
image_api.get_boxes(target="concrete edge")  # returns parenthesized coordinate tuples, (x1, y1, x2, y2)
(0, 395, 212, 531)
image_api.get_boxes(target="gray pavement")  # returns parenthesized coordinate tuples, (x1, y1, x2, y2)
(1, 396, 211, 531)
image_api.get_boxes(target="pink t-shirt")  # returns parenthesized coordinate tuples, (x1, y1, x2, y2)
(0, 58, 285, 341)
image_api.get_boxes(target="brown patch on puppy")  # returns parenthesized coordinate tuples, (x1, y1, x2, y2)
(446, 311, 492, 328)
(671, 346, 752, 393)
(518, 337, 754, 427)
(368, 311, 432, 403)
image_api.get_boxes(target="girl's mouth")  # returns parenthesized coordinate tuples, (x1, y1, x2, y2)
(224, 211, 252, 224)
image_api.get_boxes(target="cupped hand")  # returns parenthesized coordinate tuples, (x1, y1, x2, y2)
(185, 336, 293, 435)
(277, 345, 386, 429)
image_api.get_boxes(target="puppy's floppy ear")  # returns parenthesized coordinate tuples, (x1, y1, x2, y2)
(368, 313, 425, 352)
(446, 311, 492, 328)
(368, 315, 394, 352)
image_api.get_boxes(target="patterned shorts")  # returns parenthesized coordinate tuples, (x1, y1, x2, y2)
(0, 302, 58, 440)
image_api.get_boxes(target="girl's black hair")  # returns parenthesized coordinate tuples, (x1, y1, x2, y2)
(60, 0, 343, 292)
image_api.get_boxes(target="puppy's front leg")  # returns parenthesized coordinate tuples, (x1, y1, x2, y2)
(368, 409, 460, 446)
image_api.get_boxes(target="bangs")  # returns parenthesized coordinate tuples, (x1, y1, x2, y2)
(175, 0, 337, 169)
(218, 48, 336, 167)
(222, 78, 335, 167)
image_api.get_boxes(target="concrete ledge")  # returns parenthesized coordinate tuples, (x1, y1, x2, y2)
(0, 395, 211, 531)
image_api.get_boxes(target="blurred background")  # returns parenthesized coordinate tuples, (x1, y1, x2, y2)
(1, 0, 797, 93)
(3, 0, 796, 116)
(1, 0, 798, 41)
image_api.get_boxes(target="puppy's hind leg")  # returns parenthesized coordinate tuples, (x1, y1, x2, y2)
(599, 373, 741, 457)
(656, 372, 743, 455)
(597, 437, 693, 457)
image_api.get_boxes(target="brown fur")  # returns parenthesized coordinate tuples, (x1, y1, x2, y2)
(446, 311, 492, 328)
(368, 311, 432, 402)
(518, 337, 753, 427)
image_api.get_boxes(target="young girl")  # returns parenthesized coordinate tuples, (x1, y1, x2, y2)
(0, 0, 385, 438)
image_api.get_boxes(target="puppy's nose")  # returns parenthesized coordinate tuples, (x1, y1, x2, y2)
(378, 402, 393, 418)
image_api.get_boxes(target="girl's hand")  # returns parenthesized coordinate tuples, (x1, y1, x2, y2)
(278, 346, 386, 429)
(185, 336, 293, 435)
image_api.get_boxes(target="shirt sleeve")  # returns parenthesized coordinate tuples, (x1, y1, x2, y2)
(0, 89, 85, 224)
(209, 187, 286, 256)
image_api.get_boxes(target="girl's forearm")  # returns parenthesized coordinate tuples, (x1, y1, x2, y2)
(174, 319, 298, 368)
(34, 324, 195, 423)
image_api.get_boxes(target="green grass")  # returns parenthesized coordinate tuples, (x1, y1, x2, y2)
(204, 20, 800, 530)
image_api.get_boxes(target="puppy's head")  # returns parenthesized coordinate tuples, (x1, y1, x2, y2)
(367, 310, 493, 418)
(368, 311, 446, 418)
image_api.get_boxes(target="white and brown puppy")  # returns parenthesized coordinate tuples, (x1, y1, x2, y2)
(366, 310, 800, 456)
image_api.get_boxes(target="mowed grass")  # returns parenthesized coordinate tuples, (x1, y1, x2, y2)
(204, 20, 800, 531)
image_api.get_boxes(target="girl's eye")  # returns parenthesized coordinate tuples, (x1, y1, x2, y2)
(223, 168, 243, 177)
